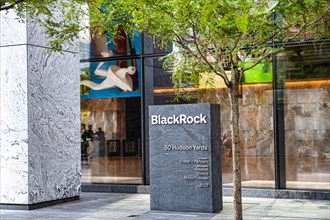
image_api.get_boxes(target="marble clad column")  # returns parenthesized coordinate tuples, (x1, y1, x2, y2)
(0, 9, 80, 208)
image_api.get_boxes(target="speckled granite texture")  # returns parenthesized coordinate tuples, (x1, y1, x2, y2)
(149, 104, 222, 213)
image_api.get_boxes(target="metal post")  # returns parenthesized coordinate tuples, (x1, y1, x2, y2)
(272, 54, 286, 189)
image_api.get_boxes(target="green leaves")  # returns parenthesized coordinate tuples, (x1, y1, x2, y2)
(3, 0, 329, 76)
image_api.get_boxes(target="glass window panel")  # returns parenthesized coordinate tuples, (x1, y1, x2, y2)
(80, 59, 142, 184)
(143, 34, 172, 55)
(91, 31, 141, 58)
(79, 30, 141, 61)
(80, 59, 141, 99)
(199, 84, 275, 188)
(151, 58, 275, 188)
(279, 43, 330, 190)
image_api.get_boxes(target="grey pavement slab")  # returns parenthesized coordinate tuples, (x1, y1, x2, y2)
(0, 192, 329, 220)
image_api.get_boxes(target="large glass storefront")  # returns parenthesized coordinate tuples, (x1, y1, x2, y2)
(79, 29, 143, 184)
(279, 43, 330, 190)
(80, 30, 329, 190)
(152, 59, 276, 188)
(80, 96, 142, 184)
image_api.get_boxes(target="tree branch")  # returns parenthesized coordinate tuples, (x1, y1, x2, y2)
(245, 29, 280, 57)
(192, 26, 214, 68)
(0, 0, 26, 11)
(242, 50, 272, 72)
(212, 42, 231, 87)
(243, 14, 326, 74)
(283, 15, 326, 42)
(149, 2, 177, 21)
(192, 25, 231, 87)
(174, 34, 201, 61)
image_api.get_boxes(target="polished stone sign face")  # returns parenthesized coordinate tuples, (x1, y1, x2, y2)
(149, 104, 222, 213)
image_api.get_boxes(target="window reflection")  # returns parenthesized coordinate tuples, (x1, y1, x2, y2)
(81, 97, 142, 184)
(91, 27, 140, 58)
(80, 59, 141, 99)
(80, 58, 142, 185)
(151, 58, 275, 188)
(281, 43, 330, 190)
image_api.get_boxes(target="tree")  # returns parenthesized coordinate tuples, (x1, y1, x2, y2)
(84, 2, 328, 220)
(0, 0, 65, 20)
(1, 0, 86, 50)
(2, 0, 329, 219)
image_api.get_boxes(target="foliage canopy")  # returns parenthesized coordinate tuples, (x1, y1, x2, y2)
(68, 0, 329, 90)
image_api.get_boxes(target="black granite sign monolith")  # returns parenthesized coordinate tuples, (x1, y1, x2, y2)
(149, 104, 222, 213)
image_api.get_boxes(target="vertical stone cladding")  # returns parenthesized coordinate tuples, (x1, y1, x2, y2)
(0, 9, 80, 205)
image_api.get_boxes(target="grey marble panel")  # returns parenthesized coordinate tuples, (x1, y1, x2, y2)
(149, 104, 222, 213)
(0, 45, 29, 204)
(0, 8, 78, 52)
(0, 10, 27, 46)
(27, 45, 80, 204)
(27, 13, 79, 53)
(26, 15, 51, 49)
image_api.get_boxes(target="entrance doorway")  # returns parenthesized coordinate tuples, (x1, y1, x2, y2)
(80, 97, 142, 184)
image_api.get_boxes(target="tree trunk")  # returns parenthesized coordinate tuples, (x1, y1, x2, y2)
(230, 67, 242, 220)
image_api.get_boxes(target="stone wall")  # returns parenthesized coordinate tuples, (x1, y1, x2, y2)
(284, 80, 330, 181)
(284, 81, 329, 157)
(200, 80, 329, 184)
(0, 9, 80, 205)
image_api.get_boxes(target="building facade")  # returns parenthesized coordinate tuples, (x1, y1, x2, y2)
(1, 5, 329, 210)
(79, 31, 330, 197)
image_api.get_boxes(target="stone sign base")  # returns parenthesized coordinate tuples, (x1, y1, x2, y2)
(149, 104, 222, 213)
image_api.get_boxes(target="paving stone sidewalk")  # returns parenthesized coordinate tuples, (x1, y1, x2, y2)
(1, 192, 329, 220)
